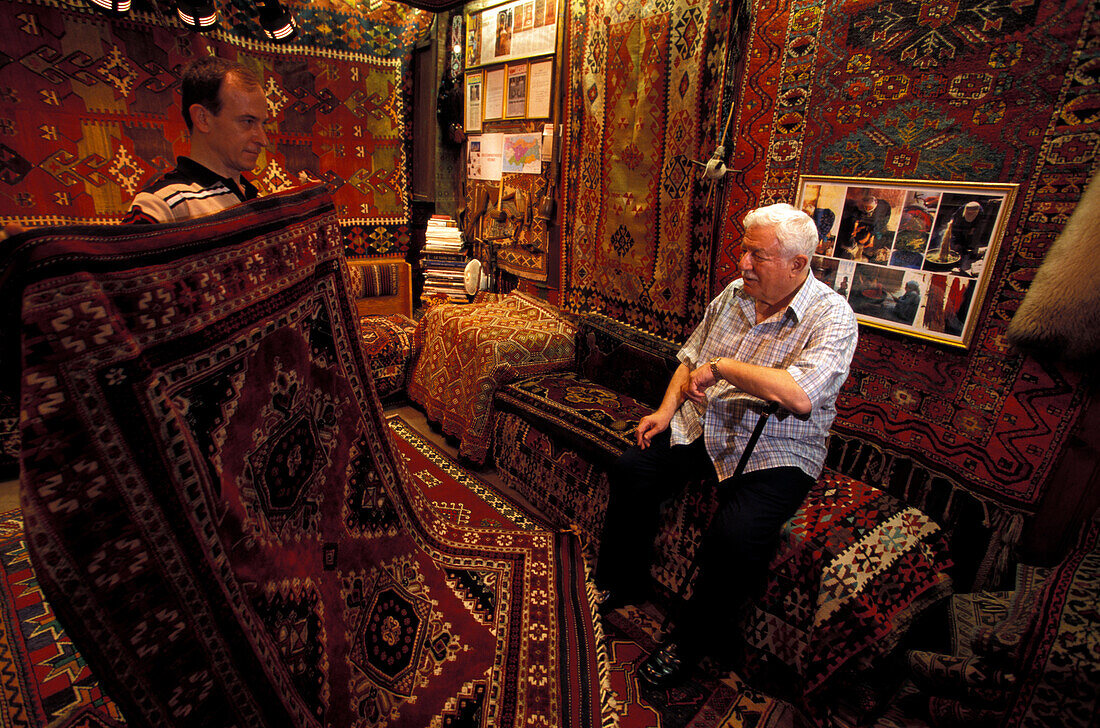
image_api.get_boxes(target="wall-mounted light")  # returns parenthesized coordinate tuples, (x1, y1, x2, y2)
(258, 0, 297, 42)
(176, 0, 219, 31)
(85, 0, 132, 16)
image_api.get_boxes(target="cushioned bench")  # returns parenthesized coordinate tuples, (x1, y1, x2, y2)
(490, 311, 954, 702)
(357, 313, 418, 401)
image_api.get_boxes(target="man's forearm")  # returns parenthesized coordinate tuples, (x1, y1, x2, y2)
(710, 357, 811, 416)
(656, 363, 692, 418)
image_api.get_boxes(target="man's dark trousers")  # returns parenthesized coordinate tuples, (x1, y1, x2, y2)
(596, 429, 813, 658)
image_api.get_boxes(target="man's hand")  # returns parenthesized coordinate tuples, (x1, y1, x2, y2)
(636, 411, 672, 449)
(682, 363, 717, 404)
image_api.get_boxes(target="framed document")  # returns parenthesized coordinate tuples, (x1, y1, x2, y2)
(505, 63, 528, 119)
(466, 0, 558, 68)
(464, 72, 483, 132)
(526, 57, 553, 118)
(483, 66, 506, 121)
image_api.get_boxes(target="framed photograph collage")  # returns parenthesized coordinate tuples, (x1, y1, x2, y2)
(464, 0, 557, 130)
(796, 175, 1018, 348)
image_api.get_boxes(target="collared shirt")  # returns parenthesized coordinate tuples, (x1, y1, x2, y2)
(123, 157, 259, 224)
(671, 274, 857, 480)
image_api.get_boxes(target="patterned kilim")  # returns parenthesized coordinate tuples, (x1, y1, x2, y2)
(3, 186, 606, 728)
(357, 314, 418, 400)
(714, 0, 1098, 508)
(0, 510, 124, 728)
(740, 472, 954, 699)
(0, 0, 424, 256)
(558, 0, 736, 340)
(1003, 518, 1100, 727)
(386, 415, 550, 532)
(406, 292, 578, 464)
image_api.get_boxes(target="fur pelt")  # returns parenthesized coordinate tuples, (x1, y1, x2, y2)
(1007, 169, 1100, 366)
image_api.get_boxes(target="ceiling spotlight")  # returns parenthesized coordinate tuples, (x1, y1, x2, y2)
(258, 0, 297, 42)
(176, 0, 219, 31)
(85, 0, 131, 15)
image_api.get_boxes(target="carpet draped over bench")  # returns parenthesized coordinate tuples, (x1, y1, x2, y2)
(0, 186, 606, 728)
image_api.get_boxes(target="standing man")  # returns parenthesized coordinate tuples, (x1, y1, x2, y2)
(947, 201, 988, 275)
(124, 57, 269, 224)
(594, 203, 858, 686)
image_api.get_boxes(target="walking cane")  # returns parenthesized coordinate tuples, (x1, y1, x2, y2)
(660, 400, 781, 633)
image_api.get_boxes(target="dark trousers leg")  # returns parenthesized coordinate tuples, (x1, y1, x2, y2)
(677, 466, 814, 659)
(596, 433, 717, 598)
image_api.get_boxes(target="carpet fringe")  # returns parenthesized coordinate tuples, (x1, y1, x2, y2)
(575, 528, 620, 728)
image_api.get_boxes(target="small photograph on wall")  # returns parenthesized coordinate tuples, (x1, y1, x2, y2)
(799, 175, 1017, 348)
(465, 72, 483, 132)
(505, 63, 528, 118)
(495, 7, 513, 57)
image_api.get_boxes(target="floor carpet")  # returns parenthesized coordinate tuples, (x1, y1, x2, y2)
(0, 510, 123, 728)
(0, 416, 804, 728)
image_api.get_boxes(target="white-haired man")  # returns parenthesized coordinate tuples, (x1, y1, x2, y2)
(594, 203, 858, 686)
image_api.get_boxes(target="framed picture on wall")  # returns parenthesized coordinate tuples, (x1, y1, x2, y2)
(483, 67, 506, 121)
(526, 57, 553, 118)
(465, 72, 483, 132)
(796, 174, 1018, 348)
(466, 0, 558, 68)
(505, 63, 528, 118)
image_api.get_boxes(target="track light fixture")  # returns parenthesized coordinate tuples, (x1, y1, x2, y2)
(85, 0, 131, 16)
(176, 0, 219, 31)
(258, 0, 297, 42)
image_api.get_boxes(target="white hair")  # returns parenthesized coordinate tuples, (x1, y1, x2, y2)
(742, 203, 819, 258)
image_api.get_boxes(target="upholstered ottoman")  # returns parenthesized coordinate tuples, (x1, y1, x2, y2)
(357, 313, 419, 401)
(407, 291, 577, 463)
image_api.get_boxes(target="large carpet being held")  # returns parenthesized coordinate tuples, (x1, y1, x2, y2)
(1, 186, 607, 728)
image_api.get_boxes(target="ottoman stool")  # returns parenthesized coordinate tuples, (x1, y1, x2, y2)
(357, 313, 419, 401)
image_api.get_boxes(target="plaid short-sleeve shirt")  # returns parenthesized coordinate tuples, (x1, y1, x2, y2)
(671, 274, 857, 480)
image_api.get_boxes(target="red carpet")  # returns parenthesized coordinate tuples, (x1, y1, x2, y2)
(0, 415, 575, 727)
(0, 510, 123, 728)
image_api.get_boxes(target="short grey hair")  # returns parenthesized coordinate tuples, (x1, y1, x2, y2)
(742, 203, 818, 258)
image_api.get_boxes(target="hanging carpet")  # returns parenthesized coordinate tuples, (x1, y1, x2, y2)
(559, 0, 736, 341)
(714, 0, 1098, 510)
(2, 185, 606, 728)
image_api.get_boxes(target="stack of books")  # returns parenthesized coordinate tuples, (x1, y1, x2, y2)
(421, 215, 468, 302)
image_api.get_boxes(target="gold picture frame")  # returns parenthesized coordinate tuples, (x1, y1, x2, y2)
(797, 174, 1018, 348)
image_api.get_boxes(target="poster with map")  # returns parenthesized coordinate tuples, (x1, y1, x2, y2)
(502, 133, 542, 174)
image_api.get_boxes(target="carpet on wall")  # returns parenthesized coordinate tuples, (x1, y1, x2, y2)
(715, 0, 1097, 514)
(558, 0, 737, 342)
(0, 0, 423, 257)
(2, 185, 606, 728)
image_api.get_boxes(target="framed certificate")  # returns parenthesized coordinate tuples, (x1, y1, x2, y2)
(464, 72, 483, 132)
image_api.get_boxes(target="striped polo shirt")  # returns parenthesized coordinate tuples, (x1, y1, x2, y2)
(123, 157, 259, 224)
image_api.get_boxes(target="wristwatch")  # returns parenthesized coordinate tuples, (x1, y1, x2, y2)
(709, 357, 722, 381)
